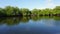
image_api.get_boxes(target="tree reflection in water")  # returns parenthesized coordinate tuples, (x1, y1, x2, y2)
(0, 16, 60, 26)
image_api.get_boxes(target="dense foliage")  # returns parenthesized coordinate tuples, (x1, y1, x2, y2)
(0, 6, 60, 16)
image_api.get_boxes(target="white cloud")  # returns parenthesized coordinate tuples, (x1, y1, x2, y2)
(45, 0, 55, 8)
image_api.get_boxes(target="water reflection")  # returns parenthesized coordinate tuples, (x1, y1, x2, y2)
(0, 16, 60, 34)
(0, 16, 60, 26)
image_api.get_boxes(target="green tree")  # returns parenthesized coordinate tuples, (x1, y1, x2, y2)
(31, 9, 41, 15)
(13, 7, 22, 15)
(4, 6, 14, 16)
(53, 6, 60, 15)
(20, 8, 30, 16)
(0, 8, 5, 16)
(41, 8, 52, 16)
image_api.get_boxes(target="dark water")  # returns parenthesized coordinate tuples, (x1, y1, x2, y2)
(0, 16, 60, 34)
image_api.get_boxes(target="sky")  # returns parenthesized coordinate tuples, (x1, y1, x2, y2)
(0, 0, 60, 9)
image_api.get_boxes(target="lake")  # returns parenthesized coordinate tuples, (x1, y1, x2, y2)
(0, 16, 60, 34)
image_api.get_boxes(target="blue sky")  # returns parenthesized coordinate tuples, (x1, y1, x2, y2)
(0, 0, 60, 9)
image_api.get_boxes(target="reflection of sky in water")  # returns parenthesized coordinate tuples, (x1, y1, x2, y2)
(0, 18, 60, 34)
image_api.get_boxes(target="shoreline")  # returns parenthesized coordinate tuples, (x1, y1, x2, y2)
(0, 15, 60, 17)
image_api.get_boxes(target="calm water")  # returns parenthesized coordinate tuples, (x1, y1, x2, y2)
(0, 16, 60, 34)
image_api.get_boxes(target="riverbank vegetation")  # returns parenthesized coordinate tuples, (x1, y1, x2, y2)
(0, 6, 60, 17)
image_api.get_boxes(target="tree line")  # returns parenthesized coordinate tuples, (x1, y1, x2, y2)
(0, 6, 60, 17)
